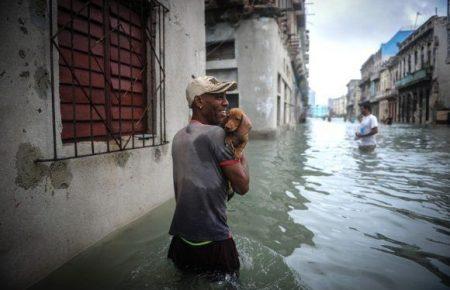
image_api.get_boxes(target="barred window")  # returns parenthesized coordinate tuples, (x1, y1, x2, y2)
(58, 0, 148, 141)
(41, 0, 168, 162)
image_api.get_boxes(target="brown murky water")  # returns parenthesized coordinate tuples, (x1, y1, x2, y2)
(34, 119, 450, 289)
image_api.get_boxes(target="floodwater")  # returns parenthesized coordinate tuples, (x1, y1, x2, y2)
(34, 119, 450, 289)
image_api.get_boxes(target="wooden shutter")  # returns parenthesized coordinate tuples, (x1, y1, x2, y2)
(58, 0, 147, 142)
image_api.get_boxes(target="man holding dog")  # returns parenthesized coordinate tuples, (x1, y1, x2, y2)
(167, 76, 250, 277)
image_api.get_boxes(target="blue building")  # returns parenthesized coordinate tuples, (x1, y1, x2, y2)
(380, 30, 414, 61)
(309, 104, 328, 118)
(308, 90, 316, 107)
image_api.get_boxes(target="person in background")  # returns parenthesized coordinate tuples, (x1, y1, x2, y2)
(355, 102, 378, 152)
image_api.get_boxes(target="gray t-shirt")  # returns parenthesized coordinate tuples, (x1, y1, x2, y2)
(169, 121, 236, 241)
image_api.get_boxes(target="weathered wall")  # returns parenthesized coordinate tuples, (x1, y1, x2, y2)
(236, 17, 296, 138)
(434, 18, 450, 109)
(0, 0, 204, 288)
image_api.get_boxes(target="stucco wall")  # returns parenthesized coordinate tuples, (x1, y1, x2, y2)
(0, 0, 205, 288)
(236, 17, 296, 137)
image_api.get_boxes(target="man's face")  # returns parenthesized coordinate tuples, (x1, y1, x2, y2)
(360, 107, 369, 116)
(199, 93, 229, 125)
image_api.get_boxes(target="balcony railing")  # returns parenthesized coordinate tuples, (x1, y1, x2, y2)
(395, 67, 432, 88)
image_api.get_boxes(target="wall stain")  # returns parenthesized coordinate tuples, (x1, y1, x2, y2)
(49, 161, 72, 189)
(15, 143, 48, 190)
(0, 71, 6, 79)
(114, 151, 131, 168)
(19, 71, 29, 78)
(34, 67, 49, 99)
(29, 0, 47, 30)
(19, 50, 26, 59)
(15, 143, 73, 190)
(154, 148, 162, 162)
(20, 26, 28, 35)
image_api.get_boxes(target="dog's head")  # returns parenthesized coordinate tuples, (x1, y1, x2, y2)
(224, 108, 244, 133)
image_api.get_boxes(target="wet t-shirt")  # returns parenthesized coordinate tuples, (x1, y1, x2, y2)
(169, 121, 236, 241)
(358, 114, 378, 146)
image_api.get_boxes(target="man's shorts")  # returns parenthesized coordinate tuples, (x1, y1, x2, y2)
(167, 236, 240, 275)
(358, 145, 376, 152)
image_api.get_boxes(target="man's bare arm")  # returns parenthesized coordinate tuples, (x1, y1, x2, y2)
(222, 154, 249, 195)
(356, 127, 378, 138)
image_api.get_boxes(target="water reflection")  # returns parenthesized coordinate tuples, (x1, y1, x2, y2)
(34, 119, 450, 290)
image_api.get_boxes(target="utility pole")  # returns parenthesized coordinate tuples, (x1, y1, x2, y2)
(414, 12, 421, 28)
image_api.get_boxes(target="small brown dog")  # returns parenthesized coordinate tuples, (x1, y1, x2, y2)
(223, 108, 252, 160)
(222, 108, 252, 201)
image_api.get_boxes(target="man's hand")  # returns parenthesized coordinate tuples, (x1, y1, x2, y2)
(356, 127, 378, 139)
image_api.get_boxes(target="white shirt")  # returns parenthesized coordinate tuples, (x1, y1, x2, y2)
(358, 114, 378, 146)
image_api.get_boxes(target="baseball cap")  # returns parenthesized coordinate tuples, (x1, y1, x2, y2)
(186, 76, 237, 108)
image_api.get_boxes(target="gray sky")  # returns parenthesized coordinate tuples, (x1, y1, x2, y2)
(308, 0, 448, 105)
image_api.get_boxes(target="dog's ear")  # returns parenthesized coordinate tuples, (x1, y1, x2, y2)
(236, 112, 252, 134)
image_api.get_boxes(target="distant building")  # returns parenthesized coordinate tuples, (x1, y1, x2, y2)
(328, 96, 347, 117)
(394, 16, 450, 124)
(308, 89, 316, 107)
(380, 30, 416, 61)
(309, 104, 328, 118)
(346, 79, 361, 120)
(359, 29, 414, 118)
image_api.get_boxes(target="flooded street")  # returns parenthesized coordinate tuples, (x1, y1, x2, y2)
(35, 119, 450, 289)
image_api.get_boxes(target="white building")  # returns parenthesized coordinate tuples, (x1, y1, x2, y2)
(205, 0, 309, 137)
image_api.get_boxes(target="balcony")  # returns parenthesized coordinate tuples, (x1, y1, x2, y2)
(375, 88, 398, 101)
(395, 68, 432, 89)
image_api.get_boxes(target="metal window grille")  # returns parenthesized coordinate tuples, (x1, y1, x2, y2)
(39, 0, 168, 162)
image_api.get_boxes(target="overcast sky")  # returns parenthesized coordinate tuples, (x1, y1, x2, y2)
(308, 0, 448, 105)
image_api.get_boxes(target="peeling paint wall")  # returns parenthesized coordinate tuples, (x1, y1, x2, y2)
(235, 17, 298, 137)
(0, 0, 205, 288)
(434, 18, 450, 110)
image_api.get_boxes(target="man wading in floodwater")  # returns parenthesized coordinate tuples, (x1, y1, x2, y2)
(355, 102, 378, 152)
(168, 76, 250, 278)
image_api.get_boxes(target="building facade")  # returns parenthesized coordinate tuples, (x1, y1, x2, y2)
(0, 0, 206, 288)
(328, 95, 346, 117)
(205, 0, 309, 138)
(309, 104, 328, 118)
(395, 16, 450, 124)
(346, 79, 361, 120)
(359, 30, 414, 119)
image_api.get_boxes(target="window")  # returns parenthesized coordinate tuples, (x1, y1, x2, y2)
(206, 41, 235, 61)
(420, 46, 424, 68)
(277, 96, 281, 126)
(414, 50, 418, 70)
(43, 0, 168, 162)
(407, 54, 411, 73)
(226, 93, 239, 108)
(277, 73, 282, 95)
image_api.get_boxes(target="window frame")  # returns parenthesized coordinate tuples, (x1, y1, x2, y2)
(39, 0, 169, 162)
